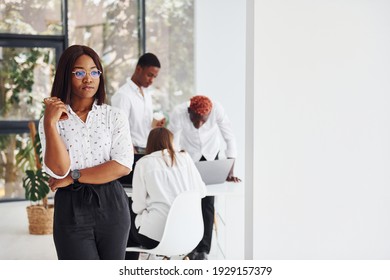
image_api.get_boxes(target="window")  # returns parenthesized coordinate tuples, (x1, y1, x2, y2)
(145, 0, 195, 114)
(0, 0, 62, 35)
(0, 0, 65, 201)
(0, 0, 194, 201)
(0, 47, 56, 120)
(67, 0, 139, 99)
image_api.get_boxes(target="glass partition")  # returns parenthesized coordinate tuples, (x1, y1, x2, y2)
(145, 0, 195, 114)
(0, 0, 195, 201)
(0, 133, 32, 200)
(0, 47, 55, 201)
(0, 47, 55, 120)
(68, 0, 139, 99)
(0, 0, 62, 35)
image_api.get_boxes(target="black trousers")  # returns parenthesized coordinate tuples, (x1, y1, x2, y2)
(53, 180, 130, 260)
(193, 154, 219, 254)
(195, 196, 215, 253)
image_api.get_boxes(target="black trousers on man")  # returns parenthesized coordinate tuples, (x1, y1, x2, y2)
(194, 195, 214, 253)
(193, 154, 219, 254)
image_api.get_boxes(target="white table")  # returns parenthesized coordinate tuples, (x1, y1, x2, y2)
(124, 181, 242, 197)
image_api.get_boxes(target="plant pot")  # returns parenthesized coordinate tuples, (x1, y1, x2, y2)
(26, 204, 54, 235)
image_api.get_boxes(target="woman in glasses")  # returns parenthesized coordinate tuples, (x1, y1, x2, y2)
(38, 45, 133, 260)
(126, 127, 207, 260)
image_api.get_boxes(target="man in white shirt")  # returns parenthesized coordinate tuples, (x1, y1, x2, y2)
(169, 95, 241, 260)
(111, 52, 165, 154)
(111, 53, 165, 259)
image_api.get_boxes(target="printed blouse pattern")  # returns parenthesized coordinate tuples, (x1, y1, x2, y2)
(39, 101, 134, 179)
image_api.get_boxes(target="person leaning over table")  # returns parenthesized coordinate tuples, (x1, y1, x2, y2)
(168, 95, 241, 260)
(38, 45, 133, 260)
(126, 127, 207, 260)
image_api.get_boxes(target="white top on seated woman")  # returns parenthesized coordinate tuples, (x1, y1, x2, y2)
(132, 127, 207, 242)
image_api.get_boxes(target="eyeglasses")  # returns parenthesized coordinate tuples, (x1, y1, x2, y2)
(71, 70, 102, 79)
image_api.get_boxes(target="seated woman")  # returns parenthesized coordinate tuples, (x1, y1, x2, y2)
(126, 127, 207, 260)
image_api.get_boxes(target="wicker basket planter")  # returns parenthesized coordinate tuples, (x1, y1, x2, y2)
(26, 204, 54, 235)
(22, 122, 53, 235)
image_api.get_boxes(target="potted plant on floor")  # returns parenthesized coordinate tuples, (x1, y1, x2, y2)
(18, 121, 53, 235)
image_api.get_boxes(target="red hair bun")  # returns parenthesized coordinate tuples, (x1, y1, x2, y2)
(189, 95, 213, 116)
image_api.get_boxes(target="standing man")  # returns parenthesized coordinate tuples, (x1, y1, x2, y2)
(169, 95, 241, 260)
(111, 53, 165, 259)
(111, 52, 165, 155)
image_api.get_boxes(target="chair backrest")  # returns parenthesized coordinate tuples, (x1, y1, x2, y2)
(151, 190, 204, 256)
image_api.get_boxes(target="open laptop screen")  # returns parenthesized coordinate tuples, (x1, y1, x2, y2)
(195, 158, 234, 185)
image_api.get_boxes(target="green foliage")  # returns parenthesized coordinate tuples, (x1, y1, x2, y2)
(34, 132, 44, 166)
(23, 169, 50, 202)
(0, 47, 53, 119)
(15, 137, 35, 172)
(0, 135, 11, 151)
(7, 49, 41, 105)
(20, 122, 49, 204)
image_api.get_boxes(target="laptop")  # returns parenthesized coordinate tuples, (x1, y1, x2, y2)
(195, 158, 234, 185)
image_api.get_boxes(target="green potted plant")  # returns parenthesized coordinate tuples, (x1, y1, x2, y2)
(17, 121, 53, 235)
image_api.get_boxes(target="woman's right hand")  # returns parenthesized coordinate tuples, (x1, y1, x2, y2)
(43, 97, 68, 124)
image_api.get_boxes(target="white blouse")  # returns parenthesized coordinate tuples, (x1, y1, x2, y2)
(132, 149, 207, 242)
(38, 101, 134, 179)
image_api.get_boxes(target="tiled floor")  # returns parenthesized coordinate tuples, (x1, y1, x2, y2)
(0, 200, 222, 260)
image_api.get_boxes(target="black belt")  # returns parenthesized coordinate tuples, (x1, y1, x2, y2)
(64, 184, 102, 208)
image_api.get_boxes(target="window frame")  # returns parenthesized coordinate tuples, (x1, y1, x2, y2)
(0, 34, 65, 134)
(0, 0, 68, 134)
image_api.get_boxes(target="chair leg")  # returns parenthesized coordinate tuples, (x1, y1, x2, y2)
(162, 256, 170, 260)
(214, 210, 218, 238)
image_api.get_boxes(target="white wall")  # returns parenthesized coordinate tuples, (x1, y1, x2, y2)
(252, 0, 390, 259)
(195, 0, 246, 259)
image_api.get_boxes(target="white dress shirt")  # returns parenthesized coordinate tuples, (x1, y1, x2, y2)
(168, 100, 238, 162)
(132, 149, 206, 241)
(38, 101, 134, 179)
(111, 78, 153, 148)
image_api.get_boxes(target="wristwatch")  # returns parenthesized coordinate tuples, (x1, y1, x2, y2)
(70, 169, 81, 184)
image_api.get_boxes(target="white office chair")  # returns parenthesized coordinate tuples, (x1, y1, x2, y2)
(126, 190, 204, 260)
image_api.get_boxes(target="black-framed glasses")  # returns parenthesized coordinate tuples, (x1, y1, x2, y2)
(71, 70, 102, 79)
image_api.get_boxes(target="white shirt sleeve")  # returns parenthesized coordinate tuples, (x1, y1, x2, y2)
(131, 158, 148, 215)
(38, 117, 70, 179)
(110, 109, 134, 170)
(214, 102, 238, 158)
